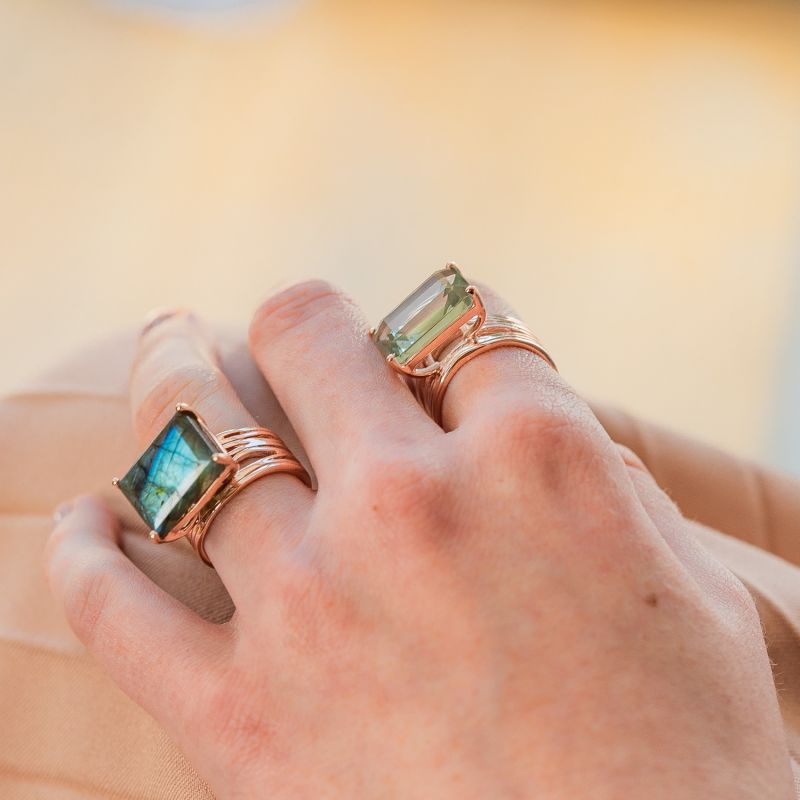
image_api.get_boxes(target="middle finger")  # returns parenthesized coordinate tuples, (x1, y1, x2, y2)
(248, 281, 441, 477)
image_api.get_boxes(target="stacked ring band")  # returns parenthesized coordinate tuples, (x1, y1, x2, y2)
(372, 264, 556, 424)
(411, 313, 556, 423)
(114, 403, 310, 566)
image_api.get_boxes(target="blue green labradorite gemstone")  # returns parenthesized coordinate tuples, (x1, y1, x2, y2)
(374, 265, 475, 366)
(117, 410, 226, 539)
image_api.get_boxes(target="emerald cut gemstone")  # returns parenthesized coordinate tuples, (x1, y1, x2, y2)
(374, 265, 475, 366)
(117, 409, 226, 538)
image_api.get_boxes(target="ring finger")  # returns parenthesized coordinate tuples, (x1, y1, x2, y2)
(128, 310, 313, 600)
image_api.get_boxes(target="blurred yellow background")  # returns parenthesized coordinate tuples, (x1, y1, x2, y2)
(2, 0, 799, 464)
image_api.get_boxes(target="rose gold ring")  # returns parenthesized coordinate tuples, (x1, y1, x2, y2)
(411, 314, 557, 424)
(113, 404, 310, 567)
(371, 264, 556, 425)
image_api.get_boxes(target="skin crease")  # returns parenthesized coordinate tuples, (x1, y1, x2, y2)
(45, 281, 794, 800)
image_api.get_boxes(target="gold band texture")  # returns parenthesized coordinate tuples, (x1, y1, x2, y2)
(412, 313, 556, 424)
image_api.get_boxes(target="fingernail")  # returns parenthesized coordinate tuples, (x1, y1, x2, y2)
(141, 307, 183, 336)
(53, 501, 74, 524)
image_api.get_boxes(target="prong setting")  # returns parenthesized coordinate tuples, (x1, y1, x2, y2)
(372, 265, 486, 378)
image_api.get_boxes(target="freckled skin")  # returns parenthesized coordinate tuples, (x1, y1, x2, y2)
(644, 593, 659, 607)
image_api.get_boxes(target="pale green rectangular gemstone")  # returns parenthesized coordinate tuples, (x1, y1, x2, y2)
(374, 266, 474, 366)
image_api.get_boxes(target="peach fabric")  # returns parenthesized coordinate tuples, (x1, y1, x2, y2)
(1, 336, 799, 798)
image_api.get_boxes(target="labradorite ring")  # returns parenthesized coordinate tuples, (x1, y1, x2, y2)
(371, 264, 556, 424)
(113, 403, 311, 566)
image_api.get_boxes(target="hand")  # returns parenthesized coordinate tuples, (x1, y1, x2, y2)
(46, 281, 793, 799)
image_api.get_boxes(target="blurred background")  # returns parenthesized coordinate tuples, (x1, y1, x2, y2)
(2, 0, 799, 473)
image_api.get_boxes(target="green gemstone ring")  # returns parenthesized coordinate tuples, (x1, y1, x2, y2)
(372, 264, 486, 376)
(372, 264, 556, 424)
(113, 404, 310, 566)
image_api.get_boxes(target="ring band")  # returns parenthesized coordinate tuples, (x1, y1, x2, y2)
(411, 314, 556, 424)
(372, 264, 556, 424)
(113, 404, 310, 567)
(184, 426, 310, 565)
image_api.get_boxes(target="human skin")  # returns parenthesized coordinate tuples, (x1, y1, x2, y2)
(46, 281, 794, 799)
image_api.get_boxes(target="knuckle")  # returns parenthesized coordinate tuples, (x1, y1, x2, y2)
(135, 363, 220, 437)
(352, 448, 452, 541)
(249, 280, 344, 348)
(490, 401, 595, 462)
(62, 559, 120, 648)
(360, 451, 438, 510)
(468, 399, 609, 506)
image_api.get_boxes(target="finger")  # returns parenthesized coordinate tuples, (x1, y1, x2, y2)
(128, 310, 313, 595)
(616, 444, 745, 606)
(248, 281, 440, 476)
(618, 442, 708, 562)
(438, 282, 569, 432)
(45, 495, 229, 737)
(215, 330, 306, 461)
(616, 444, 697, 558)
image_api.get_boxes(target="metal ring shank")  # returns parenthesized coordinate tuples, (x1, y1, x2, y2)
(413, 314, 557, 425)
(181, 426, 311, 566)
